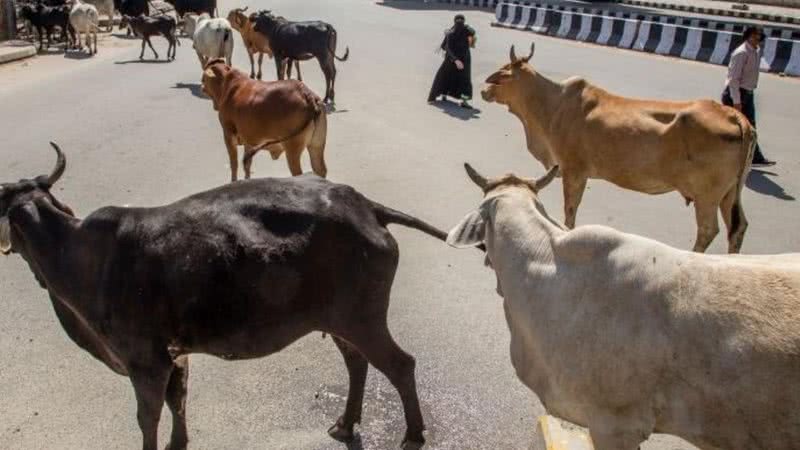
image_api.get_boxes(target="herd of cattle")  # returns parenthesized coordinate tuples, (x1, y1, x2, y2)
(3, 2, 800, 450)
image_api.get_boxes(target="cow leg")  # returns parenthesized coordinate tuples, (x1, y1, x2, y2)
(719, 185, 748, 254)
(146, 37, 158, 59)
(562, 174, 587, 229)
(256, 53, 263, 80)
(165, 357, 189, 450)
(348, 326, 424, 449)
(224, 134, 239, 182)
(327, 336, 368, 442)
(242, 145, 258, 179)
(275, 57, 285, 81)
(93, 31, 97, 54)
(692, 200, 720, 253)
(247, 49, 255, 78)
(285, 147, 303, 176)
(318, 58, 333, 103)
(295, 60, 302, 82)
(140, 38, 146, 59)
(130, 366, 172, 450)
(328, 64, 336, 104)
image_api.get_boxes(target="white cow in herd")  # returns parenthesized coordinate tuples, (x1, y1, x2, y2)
(191, 14, 234, 68)
(447, 163, 800, 450)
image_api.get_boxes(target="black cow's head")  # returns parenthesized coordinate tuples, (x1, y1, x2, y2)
(252, 10, 278, 35)
(0, 143, 74, 256)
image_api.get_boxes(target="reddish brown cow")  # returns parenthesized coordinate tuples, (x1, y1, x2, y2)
(202, 59, 328, 181)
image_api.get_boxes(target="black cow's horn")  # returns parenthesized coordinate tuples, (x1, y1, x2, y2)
(45, 142, 66, 187)
(464, 163, 488, 190)
(509, 45, 517, 63)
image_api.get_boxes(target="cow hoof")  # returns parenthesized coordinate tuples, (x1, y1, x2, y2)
(327, 423, 355, 442)
(164, 441, 188, 450)
(401, 439, 424, 450)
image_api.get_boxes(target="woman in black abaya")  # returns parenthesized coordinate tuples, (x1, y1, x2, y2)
(427, 14, 477, 108)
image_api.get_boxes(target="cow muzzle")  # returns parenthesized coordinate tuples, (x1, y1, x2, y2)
(480, 85, 496, 103)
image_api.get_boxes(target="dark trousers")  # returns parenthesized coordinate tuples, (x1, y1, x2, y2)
(721, 87, 767, 162)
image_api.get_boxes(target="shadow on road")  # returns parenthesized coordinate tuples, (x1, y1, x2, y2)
(746, 169, 795, 201)
(172, 82, 208, 99)
(64, 51, 94, 60)
(115, 58, 173, 64)
(430, 99, 481, 120)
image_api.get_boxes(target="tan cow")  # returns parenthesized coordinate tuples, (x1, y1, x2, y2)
(447, 163, 800, 450)
(202, 59, 327, 181)
(482, 43, 756, 253)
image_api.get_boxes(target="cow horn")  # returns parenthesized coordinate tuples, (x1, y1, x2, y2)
(45, 142, 66, 187)
(464, 163, 488, 190)
(523, 42, 535, 62)
(529, 165, 559, 192)
(509, 45, 517, 63)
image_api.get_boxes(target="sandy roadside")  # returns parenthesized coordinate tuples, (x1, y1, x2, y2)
(0, 33, 155, 95)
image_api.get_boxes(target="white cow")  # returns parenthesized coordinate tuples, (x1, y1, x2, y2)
(69, 0, 99, 55)
(182, 12, 207, 38)
(82, 0, 114, 31)
(447, 163, 800, 450)
(192, 15, 233, 68)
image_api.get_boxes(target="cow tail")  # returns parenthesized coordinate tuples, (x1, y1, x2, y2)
(327, 28, 349, 62)
(372, 202, 447, 242)
(309, 104, 327, 158)
(728, 112, 755, 248)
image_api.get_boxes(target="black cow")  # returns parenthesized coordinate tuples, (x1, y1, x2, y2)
(163, 0, 216, 18)
(121, 14, 179, 60)
(253, 10, 349, 104)
(0, 143, 444, 450)
(18, 3, 73, 51)
(115, 0, 149, 35)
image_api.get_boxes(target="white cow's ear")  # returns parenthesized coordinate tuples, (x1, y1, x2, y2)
(447, 209, 486, 248)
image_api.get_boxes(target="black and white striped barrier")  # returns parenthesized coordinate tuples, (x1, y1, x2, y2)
(437, 0, 800, 40)
(493, 3, 800, 76)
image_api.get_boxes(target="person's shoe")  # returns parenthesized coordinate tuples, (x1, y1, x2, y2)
(441, 95, 447, 102)
(752, 159, 776, 167)
(460, 100, 473, 109)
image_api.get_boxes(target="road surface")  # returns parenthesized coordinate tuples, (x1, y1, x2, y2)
(1, 1, 799, 449)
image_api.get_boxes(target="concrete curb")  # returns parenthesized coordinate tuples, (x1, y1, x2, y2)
(0, 40, 36, 64)
(610, 0, 799, 25)
(493, 2, 800, 76)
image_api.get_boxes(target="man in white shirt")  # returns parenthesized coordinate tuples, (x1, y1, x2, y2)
(721, 26, 775, 167)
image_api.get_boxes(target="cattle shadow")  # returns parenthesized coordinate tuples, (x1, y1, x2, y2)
(172, 82, 208, 99)
(325, 104, 349, 114)
(64, 50, 94, 60)
(114, 58, 173, 64)
(430, 99, 481, 121)
(746, 169, 795, 201)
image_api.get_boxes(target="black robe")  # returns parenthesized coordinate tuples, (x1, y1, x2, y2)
(428, 24, 476, 102)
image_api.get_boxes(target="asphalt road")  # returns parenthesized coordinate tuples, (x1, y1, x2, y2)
(1, 1, 799, 449)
